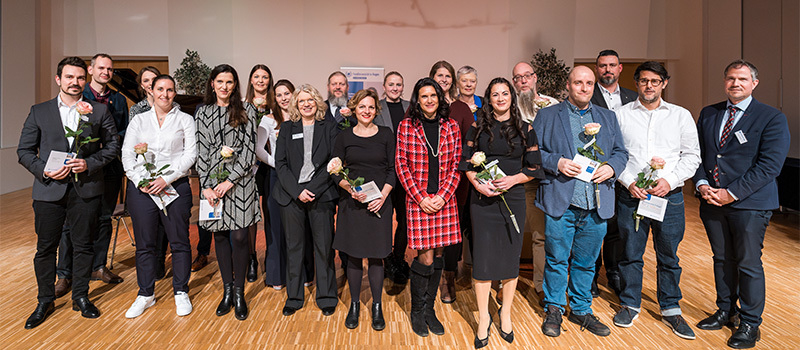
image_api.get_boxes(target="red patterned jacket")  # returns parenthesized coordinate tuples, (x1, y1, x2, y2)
(395, 117, 462, 250)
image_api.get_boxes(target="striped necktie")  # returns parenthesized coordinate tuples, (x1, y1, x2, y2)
(713, 106, 739, 186)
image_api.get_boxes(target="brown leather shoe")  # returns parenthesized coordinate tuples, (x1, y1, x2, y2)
(91, 266, 123, 283)
(54, 278, 72, 298)
(191, 255, 209, 272)
(440, 271, 456, 303)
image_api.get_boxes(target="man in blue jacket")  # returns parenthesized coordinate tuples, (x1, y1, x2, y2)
(693, 60, 790, 349)
(533, 65, 628, 338)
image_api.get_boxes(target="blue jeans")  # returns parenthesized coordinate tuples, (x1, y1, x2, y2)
(543, 206, 606, 315)
(617, 190, 685, 316)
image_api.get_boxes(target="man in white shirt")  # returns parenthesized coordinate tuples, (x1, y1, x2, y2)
(611, 61, 700, 340)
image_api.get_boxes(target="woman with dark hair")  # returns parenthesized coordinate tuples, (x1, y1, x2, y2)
(243, 64, 275, 282)
(274, 84, 339, 317)
(395, 77, 462, 337)
(121, 75, 197, 318)
(129, 66, 161, 120)
(461, 77, 544, 347)
(331, 89, 395, 331)
(429, 61, 457, 104)
(195, 64, 260, 321)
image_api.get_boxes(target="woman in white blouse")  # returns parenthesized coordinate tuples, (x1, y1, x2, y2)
(120, 75, 197, 319)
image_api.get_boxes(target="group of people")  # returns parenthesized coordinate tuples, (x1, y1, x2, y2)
(17, 50, 789, 350)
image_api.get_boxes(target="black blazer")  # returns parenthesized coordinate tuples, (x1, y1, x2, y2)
(17, 98, 120, 201)
(272, 118, 340, 206)
(323, 100, 357, 126)
(590, 84, 638, 109)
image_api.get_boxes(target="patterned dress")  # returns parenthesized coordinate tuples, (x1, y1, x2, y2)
(195, 105, 261, 231)
(395, 117, 462, 250)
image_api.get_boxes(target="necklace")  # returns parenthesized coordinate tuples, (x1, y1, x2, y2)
(421, 122, 441, 157)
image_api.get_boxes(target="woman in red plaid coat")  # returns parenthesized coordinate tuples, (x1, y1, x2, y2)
(395, 77, 462, 337)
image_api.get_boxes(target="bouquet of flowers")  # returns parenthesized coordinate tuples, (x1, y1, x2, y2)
(134, 142, 174, 215)
(633, 156, 666, 231)
(327, 156, 380, 218)
(577, 122, 605, 207)
(469, 151, 520, 233)
(210, 146, 234, 184)
(64, 101, 100, 181)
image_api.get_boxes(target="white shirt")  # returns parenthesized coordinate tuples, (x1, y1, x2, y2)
(256, 115, 279, 167)
(598, 84, 623, 111)
(57, 94, 83, 147)
(121, 104, 197, 186)
(616, 98, 701, 190)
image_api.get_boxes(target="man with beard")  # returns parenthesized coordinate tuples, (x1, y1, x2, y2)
(510, 61, 558, 307)
(55, 54, 128, 299)
(589, 49, 638, 298)
(18, 56, 120, 328)
(324, 71, 356, 128)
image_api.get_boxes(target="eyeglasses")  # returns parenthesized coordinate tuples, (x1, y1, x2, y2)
(512, 72, 534, 83)
(637, 78, 663, 87)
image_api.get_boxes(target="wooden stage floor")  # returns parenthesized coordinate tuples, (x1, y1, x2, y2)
(0, 187, 798, 349)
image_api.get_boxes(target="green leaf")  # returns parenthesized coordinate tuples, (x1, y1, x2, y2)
(144, 163, 156, 171)
(65, 126, 76, 134)
(157, 164, 170, 173)
(592, 144, 605, 156)
(353, 177, 364, 187)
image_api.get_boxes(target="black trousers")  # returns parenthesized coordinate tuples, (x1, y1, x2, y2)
(699, 202, 771, 326)
(126, 178, 193, 296)
(33, 184, 101, 302)
(281, 199, 337, 309)
(595, 187, 623, 285)
(56, 162, 123, 277)
(391, 185, 408, 256)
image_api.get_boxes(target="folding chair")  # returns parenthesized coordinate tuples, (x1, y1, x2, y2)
(110, 178, 134, 269)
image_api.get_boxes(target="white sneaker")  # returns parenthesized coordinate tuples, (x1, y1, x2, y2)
(174, 291, 192, 316)
(125, 295, 155, 318)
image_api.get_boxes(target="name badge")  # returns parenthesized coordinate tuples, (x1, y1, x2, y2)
(735, 130, 747, 144)
(292, 133, 303, 140)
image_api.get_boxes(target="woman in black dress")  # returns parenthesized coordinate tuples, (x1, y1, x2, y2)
(461, 77, 544, 347)
(331, 89, 395, 331)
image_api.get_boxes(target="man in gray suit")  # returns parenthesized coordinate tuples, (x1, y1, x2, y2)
(17, 57, 120, 329)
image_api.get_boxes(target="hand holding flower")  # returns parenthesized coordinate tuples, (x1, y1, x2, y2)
(214, 180, 234, 198)
(65, 158, 88, 174)
(144, 177, 168, 195)
(647, 178, 671, 197)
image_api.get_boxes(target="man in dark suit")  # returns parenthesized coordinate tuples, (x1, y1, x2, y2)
(589, 49, 638, 298)
(56, 54, 127, 296)
(533, 66, 628, 338)
(693, 60, 790, 349)
(17, 57, 120, 329)
(323, 71, 356, 127)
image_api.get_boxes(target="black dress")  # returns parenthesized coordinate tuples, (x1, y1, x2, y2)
(460, 121, 544, 280)
(332, 126, 397, 259)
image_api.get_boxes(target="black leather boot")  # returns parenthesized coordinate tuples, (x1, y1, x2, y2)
(425, 256, 445, 335)
(233, 286, 248, 320)
(345, 301, 360, 329)
(216, 283, 234, 316)
(246, 254, 258, 282)
(371, 302, 386, 331)
(409, 259, 433, 337)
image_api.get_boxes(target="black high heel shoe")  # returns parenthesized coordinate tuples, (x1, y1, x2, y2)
(474, 313, 492, 349)
(498, 306, 514, 343)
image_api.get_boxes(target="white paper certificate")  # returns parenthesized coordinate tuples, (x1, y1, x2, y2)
(44, 151, 75, 173)
(636, 194, 668, 222)
(150, 184, 179, 210)
(199, 199, 223, 221)
(354, 181, 383, 203)
(573, 154, 600, 183)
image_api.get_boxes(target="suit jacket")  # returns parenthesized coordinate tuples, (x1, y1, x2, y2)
(323, 100, 357, 127)
(590, 84, 638, 109)
(17, 97, 120, 201)
(692, 98, 790, 210)
(532, 101, 628, 219)
(375, 98, 409, 132)
(272, 118, 340, 206)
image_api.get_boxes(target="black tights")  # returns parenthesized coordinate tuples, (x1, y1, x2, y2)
(214, 228, 249, 288)
(346, 256, 384, 303)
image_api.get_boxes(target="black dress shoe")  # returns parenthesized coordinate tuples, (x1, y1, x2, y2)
(246, 254, 258, 283)
(728, 323, 760, 349)
(233, 286, 248, 320)
(371, 302, 386, 331)
(321, 306, 336, 316)
(590, 280, 600, 298)
(215, 283, 234, 316)
(345, 301, 360, 329)
(24, 302, 55, 329)
(498, 306, 514, 343)
(282, 305, 300, 316)
(72, 297, 100, 318)
(697, 309, 738, 330)
(474, 313, 492, 349)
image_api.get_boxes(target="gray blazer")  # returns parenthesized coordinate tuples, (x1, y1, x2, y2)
(375, 98, 409, 132)
(17, 98, 119, 201)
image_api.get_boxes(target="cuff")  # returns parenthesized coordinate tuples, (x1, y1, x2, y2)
(726, 189, 738, 201)
(695, 179, 709, 191)
(661, 173, 680, 191)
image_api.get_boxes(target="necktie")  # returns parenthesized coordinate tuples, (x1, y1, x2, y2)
(713, 106, 738, 186)
(334, 108, 343, 122)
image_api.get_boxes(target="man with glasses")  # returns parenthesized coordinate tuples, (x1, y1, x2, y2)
(589, 49, 638, 298)
(612, 61, 700, 340)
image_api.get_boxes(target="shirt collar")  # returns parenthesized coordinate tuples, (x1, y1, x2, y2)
(598, 83, 620, 96)
(632, 97, 669, 111)
(565, 99, 592, 113)
(727, 95, 752, 112)
(57, 93, 83, 108)
(89, 84, 110, 98)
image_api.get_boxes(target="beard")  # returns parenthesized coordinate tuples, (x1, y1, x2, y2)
(517, 89, 537, 121)
(328, 95, 348, 108)
(600, 75, 617, 86)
